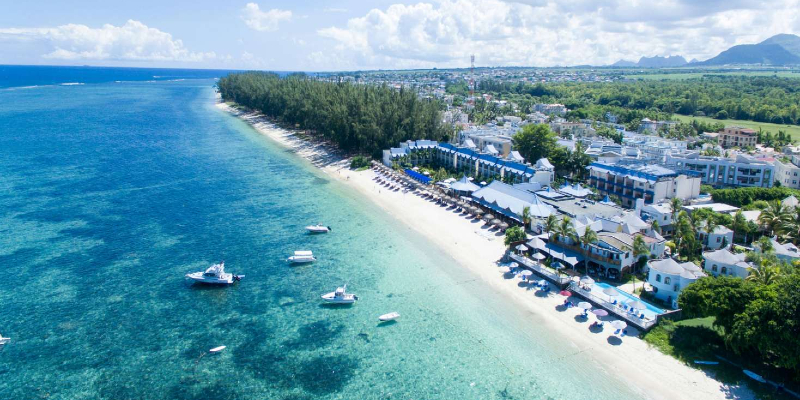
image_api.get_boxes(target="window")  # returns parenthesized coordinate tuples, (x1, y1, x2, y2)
(664, 277, 671, 284)
(712, 265, 718, 272)
(716, 237, 721, 243)
(656, 274, 662, 282)
(674, 284, 679, 291)
(721, 267, 727, 274)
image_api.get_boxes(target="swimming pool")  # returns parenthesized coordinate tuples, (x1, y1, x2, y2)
(594, 282, 665, 315)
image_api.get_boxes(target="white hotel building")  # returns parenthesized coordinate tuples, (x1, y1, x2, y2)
(665, 152, 774, 188)
(587, 163, 701, 209)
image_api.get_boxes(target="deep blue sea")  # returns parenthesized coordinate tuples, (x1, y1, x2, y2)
(0, 66, 642, 399)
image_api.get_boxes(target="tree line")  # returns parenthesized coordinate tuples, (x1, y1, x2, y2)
(449, 76, 800, 127)
(217, 72, 451, 158)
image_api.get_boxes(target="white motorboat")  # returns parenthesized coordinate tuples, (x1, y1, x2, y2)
(185, 262, 243, 285)
(209, 346, 226, 353)
(743, 369, 766, 383)
(378, 312, 400, 322)
(0, 335, 9, 345)
(321, 284, 358, 304)
(305, 224, 331, 234)
(288, 250, 316, 264)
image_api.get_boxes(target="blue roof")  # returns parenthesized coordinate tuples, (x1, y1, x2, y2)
(589, 162, 678, 181)
(405, 169, 431, 184)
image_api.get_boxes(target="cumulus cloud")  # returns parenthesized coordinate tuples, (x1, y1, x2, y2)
(241, 3, 292, 32)
(0, 20, 215, 61)
(316, 0, 800, 68)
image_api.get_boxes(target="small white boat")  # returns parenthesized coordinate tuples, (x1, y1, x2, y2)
(288, 250, 316, 264)
(305, 224, 331, 234)
(209, 346, 226, 353)
(743, 369, 766, 383)
(0, 335, 9, 345)
(378, 312, 400, 322)
(693, 361, 719, 365)
(185, 262, 243, 285)
(321, 284, 358, 304)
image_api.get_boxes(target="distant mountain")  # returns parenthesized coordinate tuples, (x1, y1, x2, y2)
(699, 34, 800, 66)
(611, 59, 637, 67)
(609, 56, 687, 68)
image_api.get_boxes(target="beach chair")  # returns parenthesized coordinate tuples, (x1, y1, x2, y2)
(639, 313, 645, 319)
(611, 299, 617, 305)
(614, 329, 620, 335)
(621, 329, 628, 337)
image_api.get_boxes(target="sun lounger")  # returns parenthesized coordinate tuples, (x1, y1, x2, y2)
(639, 313, 645, 319)
(614, 329, 620, 335)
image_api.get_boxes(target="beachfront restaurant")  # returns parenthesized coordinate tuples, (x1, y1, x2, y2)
(471, 181, 554, 225)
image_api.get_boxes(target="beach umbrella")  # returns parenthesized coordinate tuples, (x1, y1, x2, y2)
(491, 218, 502, 226)
(515, 244, 528, 251)
(577, 302, 593, 310)
(558, 290, 572, 297)
(602, 287, 619, 297)
(520, 270, 534, 279)
(537, 279, 547, 287)
(531, 252, 546, 260)
(610, 320, 627, 330)
(473, 208, 484, 216)
(483, 214, 494, 222)
(510, 262, 518, 269)
(592, 309, 609, 317)
(499, 222, 509, 230)
(579, 276, 595, 286)
(628, 300, 648, 310)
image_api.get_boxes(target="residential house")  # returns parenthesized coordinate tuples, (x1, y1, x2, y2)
(647, 258, 705, 308)
(703, 248, 755, 279)
(717, 127, 757, 148)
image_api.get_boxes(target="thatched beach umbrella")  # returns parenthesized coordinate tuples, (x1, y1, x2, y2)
(499, 222, 509, 230)
(483, 214, 494, 222)
(491, 218, 502, 226)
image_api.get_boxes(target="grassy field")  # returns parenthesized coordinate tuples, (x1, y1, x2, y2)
(629, 71, 800, 80)
(673, 114, 800, 140)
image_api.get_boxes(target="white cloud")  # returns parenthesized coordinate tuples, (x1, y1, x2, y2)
(316, 0, 800, 68)
(0, 20, 215, 61)
(241, 3, 292, 32)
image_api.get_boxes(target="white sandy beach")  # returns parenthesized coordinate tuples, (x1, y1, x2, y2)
(217, 102, 755, 400)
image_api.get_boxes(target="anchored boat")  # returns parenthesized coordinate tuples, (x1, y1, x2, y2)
(305, 224, 331, 234)
(321, 284, 358, 304)
(185, 262, 243, 285)
(378, 312, 400, 322)
(288, 250, 316, 264)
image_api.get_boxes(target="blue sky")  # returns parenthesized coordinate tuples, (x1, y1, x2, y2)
(1, 0, 798, 71)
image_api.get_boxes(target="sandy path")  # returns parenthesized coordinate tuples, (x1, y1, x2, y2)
(216, 102, 754, 400)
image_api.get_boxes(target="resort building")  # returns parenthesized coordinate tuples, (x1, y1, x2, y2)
(757, 237, 800, 263)
(382, 140, 554, 186)
(638, 118, 677, 134)
(703, 249, 754, 279)
(665, 152, 774, 188)
(534, 103, 568, 116)
(774, 158, 800, 189)
(647, 258, 705, 308)
(641, 202, 676, 236)
(587, 162, 701, 208)
(717, 127, 757, 148)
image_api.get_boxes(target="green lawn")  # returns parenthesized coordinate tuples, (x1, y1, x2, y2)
(629, 71, 800, 80)
(673, 114, 800, 140)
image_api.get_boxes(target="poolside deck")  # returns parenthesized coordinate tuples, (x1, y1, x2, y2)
(509, 253, 571, 288)
(568, 282, 659, 331)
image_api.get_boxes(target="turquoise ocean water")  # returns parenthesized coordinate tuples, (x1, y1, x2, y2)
(0, 68, 643, 399)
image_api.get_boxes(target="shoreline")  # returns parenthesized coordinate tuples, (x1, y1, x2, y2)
(215, 101, 755, 400)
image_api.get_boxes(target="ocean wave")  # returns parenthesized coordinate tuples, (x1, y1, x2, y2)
(0, 85, 52, 91)
(60, 82, 84, 86)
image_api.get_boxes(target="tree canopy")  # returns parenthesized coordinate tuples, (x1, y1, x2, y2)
(217, 72, 451, 158)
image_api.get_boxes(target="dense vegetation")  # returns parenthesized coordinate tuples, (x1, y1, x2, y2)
(218, 72, 451, 157)
(678, 271, 800, 380)
(512, 124, 592, 181)
(449, 76, 800, 128)
(709, 187, 800, 207)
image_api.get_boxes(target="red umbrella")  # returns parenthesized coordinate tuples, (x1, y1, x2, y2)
(558, 290, 572, 297)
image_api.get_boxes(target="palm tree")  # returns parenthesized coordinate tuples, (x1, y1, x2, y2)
(581, 226, 598, 251)
(703, 216, 720, 249)
(650, 219, 661, 235)
(759, 200, 792, 236)
(756, 236, 774, 254)
(670, 197, 683, 228)
(557, 217, 578, 245)
(521, 206, 532, 230)
(544, 214, 558, 240)
(731, 210, 747, 245)
(746, 265, 782, 286)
